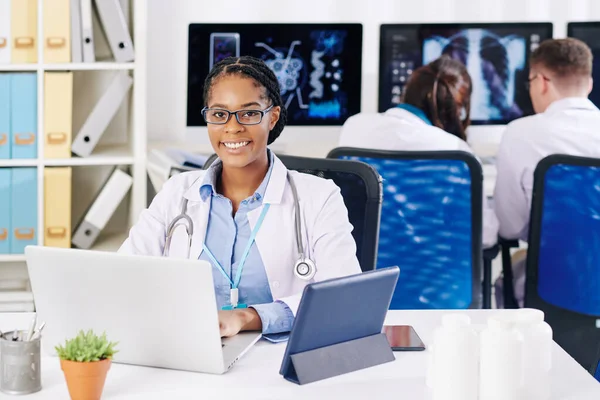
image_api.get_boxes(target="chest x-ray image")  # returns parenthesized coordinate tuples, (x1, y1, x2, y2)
(379, 23, 553, 125)
(568, 22, 600, 108)
(423, 29, 526, 122)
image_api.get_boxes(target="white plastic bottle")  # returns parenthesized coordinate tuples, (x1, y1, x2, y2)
(429, 314, 479, 400)
(513, 308, 553, 400)
(479, 315, 525, 400)
(426, 341, 435, 388)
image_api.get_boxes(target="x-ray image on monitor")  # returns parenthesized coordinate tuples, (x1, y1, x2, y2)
(568, 22, 600, 108)
(379, 23, 553, 125)
(422, 29, 526, 122)
(187, 23, 363, 126)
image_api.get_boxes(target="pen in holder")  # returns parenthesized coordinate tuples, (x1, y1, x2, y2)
(0, 330, 42, 395)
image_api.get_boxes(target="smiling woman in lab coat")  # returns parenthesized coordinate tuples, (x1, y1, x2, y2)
(339, 56, 498, 248)
(119, 56, 361, 338)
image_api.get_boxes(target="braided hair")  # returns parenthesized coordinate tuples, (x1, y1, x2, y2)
(202, 56, 287, 145)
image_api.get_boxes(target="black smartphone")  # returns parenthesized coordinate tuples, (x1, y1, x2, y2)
(382, 325, 426, 351)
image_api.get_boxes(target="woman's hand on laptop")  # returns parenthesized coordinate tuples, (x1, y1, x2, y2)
(218, 308, 262, 337)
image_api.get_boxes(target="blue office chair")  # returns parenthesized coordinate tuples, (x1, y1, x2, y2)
(523, 154, 600, 372)
(328, 148, 484, 309)
(203, 153, 383, 272)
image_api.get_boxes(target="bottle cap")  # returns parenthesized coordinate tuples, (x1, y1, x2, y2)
(515, 308, 545, 324)
(488, 315, 515, 331)
(442, 313, 471, 329)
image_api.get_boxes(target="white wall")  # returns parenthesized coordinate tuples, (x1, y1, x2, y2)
(146, 0, 600, 157)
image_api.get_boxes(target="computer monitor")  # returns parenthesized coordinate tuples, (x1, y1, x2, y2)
(379, 23, 553, 125)
(187, 23, 363, 127)
(567, 22, 600, 108)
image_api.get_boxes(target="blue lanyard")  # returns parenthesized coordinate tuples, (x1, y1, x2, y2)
(202, 203, 271, 309)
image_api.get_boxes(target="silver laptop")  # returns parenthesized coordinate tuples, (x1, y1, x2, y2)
(24, 245, 261, 374)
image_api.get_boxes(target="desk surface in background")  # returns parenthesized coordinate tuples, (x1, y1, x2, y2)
(1, 310, 598, 399)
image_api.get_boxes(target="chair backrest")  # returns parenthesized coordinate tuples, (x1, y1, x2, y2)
(203, 153, 219, 169)
(524, 155, 600, 373)
(328, 147, 483, 309)
(526, 154, 600, 316)
(203, 153, 383, 272)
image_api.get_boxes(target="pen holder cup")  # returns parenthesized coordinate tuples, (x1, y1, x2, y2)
(0, 330, 42, 395)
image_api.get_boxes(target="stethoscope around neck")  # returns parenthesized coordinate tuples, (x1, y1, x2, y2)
(163, 171, 317, 281)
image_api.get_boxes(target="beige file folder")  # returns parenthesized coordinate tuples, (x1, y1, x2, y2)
(11, 0, 37, 63)
(43, 0, 71, 63)
(44, 167, 72, 248)
(0, 0, 11, 64)
(44, 72, 73, 158)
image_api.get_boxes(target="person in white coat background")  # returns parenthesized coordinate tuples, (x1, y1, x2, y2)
(494, 38, 600, 307)
(338, 55, 499, 249)
(119, 56, 361, 338)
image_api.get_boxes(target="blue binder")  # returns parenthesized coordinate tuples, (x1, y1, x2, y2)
(0, 168, 10, 254)
(11, 168, 37, 254)
(0, 74, 10, 159)
(10, 73, 37, 159)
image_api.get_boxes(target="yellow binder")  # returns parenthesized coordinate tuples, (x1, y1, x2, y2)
(11, 0, 37, 63)
(44, 72, 73, 158)
(43, 0, 71, 63)
(44, 167, 72, 248)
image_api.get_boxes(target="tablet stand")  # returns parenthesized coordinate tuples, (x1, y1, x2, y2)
(281, 332, 395, 385)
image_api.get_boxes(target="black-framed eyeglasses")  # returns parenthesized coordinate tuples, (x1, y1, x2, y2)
(525, 73, 551, 90)
(201, 105, 274, 125)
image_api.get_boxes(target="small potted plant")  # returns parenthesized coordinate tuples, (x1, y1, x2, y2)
(55, 330, 118, 400)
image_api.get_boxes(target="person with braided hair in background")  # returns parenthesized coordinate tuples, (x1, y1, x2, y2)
(120, 56, 361, 339)
(339, 55, 499, 249)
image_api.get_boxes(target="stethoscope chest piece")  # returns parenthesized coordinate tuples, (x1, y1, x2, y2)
(294, 258, 317, 281)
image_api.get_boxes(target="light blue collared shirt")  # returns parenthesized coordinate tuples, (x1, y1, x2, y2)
(198, 150, 294, 336)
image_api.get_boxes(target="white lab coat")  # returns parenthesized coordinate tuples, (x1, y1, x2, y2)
(494, 97, 600, 241)
(119, 155, 362, 315)
(339, 107, 499, 248)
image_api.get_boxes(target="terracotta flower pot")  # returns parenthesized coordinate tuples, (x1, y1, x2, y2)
(60, 358, 111, 400)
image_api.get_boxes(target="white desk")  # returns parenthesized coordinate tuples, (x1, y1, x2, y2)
(1, 310, 598, 399)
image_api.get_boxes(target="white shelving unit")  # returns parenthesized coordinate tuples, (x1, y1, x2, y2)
(0, 255, 27, 263)
(44, 144, 135, 166)
(0, 0, 147, 312)
(0, 159, 40, 167)
(0, 62, 136, 72)
(43, 62, 137, 71)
